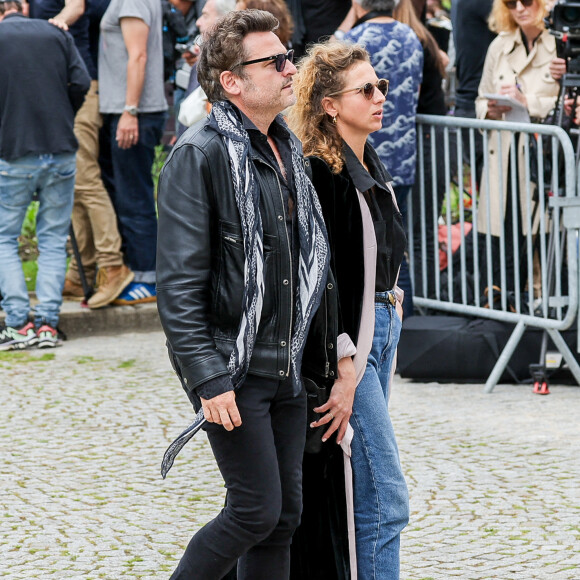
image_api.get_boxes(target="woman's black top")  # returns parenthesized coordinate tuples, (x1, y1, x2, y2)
(417, 41, 447, 116)
(343, 143, 407, 292)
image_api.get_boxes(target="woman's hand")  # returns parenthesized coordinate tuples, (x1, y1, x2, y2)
(486, 84, 527, 119)
(486, 99, 512, 120)
(501, 83, 528, 107)
(311, 357, 357, 445)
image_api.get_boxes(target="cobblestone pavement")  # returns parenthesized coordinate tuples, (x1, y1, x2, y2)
(1, 331, 579, 579)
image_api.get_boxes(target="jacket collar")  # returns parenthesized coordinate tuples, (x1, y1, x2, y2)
(342, 141, 393, 192)
(0, 13, 26, 22)
(501, 27, 546, 78)
(232, 104, 291, 141)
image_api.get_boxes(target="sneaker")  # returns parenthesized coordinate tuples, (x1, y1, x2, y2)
(36, 322, 60, 349)
(0, 321, 38, 351)
(112, 282, 156, 305)
(0, 326, 15, 351)
(87, 265, 134, 309)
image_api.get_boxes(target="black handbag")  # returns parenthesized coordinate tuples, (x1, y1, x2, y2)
(303, 377, 329, 454)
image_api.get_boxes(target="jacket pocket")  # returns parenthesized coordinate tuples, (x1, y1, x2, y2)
(214, 220, 278, 331)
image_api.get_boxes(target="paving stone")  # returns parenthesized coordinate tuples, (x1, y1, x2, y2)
(1, 331, 579, 578)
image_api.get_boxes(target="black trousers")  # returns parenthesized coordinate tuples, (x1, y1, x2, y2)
(170, 375, 307, 580)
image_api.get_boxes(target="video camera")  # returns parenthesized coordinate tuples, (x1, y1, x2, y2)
(546, 1, 580, 72)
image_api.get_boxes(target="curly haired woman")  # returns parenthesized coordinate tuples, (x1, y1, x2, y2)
(289, 41, 409, 580)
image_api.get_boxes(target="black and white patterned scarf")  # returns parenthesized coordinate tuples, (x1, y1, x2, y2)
(161, 101, 329, 478)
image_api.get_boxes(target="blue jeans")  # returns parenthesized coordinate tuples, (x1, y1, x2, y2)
(0, 153, 76, 328)
(350, 295, 409, 579)
(100, 112, 166, 284)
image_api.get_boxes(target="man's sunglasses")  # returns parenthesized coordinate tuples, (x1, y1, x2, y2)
(503, 0, 533, 9)
(328, 79, 390, 100)
(237, 49, 295, 73)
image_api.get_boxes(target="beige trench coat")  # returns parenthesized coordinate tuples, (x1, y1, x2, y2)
(475, 28, 559, 237)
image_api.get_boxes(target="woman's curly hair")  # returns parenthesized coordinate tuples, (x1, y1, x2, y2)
(288, 41, 370, 174)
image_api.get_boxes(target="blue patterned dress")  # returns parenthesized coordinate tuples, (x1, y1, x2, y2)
(346, 21, 423, 186)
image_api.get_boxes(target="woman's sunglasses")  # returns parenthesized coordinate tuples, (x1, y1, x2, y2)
(237, 49, 295, 73)
(328, 79, 390, 100)
(503, 0, 533, 9)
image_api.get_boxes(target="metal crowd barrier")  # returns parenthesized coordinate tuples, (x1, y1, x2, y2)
(409, 114, 580, 392)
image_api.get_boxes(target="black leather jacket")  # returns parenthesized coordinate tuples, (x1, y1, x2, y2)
(156, 118, 336, 404)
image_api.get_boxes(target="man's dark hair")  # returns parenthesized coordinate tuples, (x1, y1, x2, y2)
(356, 0, 397, 12)
(0, 1, 23, 15)
(198, 9, 279, 103)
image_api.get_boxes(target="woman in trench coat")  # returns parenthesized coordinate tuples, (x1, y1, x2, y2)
(475, 0, 559, 296)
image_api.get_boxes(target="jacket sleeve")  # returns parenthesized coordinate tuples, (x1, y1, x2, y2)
(308, 157, 347, 339)
(65, 32, 90, 114)
(156, 141, 231, 396)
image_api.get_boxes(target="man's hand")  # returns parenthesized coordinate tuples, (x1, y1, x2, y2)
(200, 391, 242, 431)
(116, 112, 139, 149)
(48, 17, 69, 30)
(311, 357, 356, 445)
(183, 45, 200, 67)
(550, 57, 567, 81)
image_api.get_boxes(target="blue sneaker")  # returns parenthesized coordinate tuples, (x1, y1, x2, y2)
(113, 282, 156, 305)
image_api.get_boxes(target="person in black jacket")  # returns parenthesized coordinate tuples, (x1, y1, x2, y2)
(156, 9, 332, 580)
(289, 40, 409, 580)
(0, 0, 90, 350)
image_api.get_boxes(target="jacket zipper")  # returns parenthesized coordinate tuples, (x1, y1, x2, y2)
(259, 160, 293, 377)
(324, 293, 330, 378)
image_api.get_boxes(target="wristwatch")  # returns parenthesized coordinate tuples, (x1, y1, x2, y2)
(333, 29, 346, 40)
(123, 105, 139, 117)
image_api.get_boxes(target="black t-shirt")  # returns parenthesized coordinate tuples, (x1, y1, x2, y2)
(29, 0, 95, 79)
(86, 0, 112, 75)
(417, 43, 447, 116)
(301, 0, 351, 45)
(343, 144, 406, 292)
(451, 0, 496, 110)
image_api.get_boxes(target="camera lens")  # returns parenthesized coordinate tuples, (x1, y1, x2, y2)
(562, 7, 580, 23)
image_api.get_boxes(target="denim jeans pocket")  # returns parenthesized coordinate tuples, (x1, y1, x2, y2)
(0, 166, 35, 207)
(51, 160, 77, 181)
(0, 163, 34, 180)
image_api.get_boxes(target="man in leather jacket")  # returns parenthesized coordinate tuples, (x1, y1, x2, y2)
(156, 9, 334, 580)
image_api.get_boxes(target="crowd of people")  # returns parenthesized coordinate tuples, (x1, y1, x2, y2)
(0, 0, 576, 577)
